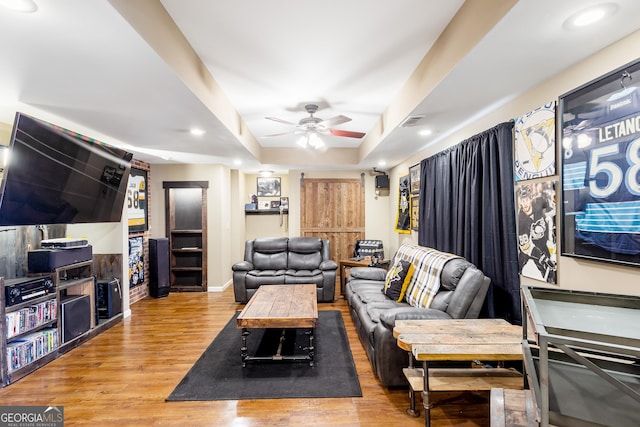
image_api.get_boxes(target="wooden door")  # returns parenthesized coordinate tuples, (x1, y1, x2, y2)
(300, 178, 365, 267)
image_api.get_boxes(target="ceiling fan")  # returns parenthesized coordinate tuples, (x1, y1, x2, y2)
(263, 104, 366, 147)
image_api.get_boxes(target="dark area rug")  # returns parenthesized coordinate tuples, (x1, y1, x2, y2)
(166, 310, 362, 401)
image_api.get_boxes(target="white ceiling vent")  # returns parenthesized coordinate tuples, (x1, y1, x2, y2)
(400, 114, 426, 127)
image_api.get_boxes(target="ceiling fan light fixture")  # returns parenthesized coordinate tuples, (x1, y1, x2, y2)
(308, 133, 324, 149)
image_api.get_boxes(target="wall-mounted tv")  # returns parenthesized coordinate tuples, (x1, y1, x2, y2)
(0, 112, 133, 226)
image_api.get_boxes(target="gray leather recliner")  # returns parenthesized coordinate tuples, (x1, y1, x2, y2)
(232, 236, 338, 303)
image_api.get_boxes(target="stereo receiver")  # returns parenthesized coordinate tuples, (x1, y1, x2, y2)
(4, 276, 55, 307)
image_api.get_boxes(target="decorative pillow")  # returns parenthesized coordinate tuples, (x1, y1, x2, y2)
(382, 259, 414, 302)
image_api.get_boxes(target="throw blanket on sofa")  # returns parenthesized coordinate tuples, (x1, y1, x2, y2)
(396, 244, 460, 308)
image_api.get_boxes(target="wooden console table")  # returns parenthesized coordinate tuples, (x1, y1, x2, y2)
(394, 319, 524, 427)
(339, 257, 389, 295)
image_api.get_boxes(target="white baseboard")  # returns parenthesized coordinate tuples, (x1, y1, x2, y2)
(208, 279, 232, 293)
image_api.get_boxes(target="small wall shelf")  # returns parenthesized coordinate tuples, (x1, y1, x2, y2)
(245, 209, 288, 215)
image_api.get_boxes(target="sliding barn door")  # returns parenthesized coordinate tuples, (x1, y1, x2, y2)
(300, 178, 365, 269)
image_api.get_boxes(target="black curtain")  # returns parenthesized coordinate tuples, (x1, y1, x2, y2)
(418, 121, 521, 324)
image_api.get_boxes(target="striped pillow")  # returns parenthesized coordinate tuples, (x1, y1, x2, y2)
(393, 244, 459, 309)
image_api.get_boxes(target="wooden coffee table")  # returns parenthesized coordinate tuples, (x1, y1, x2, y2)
(236, 284, 318, 367)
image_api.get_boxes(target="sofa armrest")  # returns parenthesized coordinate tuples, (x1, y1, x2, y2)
(320, 260, 338, 271)
(232, 261, 253, 271)
(379, 307, 452, 330)
(348, 266, 387, 281)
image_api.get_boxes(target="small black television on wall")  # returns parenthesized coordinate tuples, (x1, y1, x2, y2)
(0, 112, 133, 226)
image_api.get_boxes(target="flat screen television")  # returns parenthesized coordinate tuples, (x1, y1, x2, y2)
(0, 112, 133, 226)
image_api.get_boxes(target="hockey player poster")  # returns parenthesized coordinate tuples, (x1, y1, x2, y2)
(516, 181, 557, 283)
(514, 101, 556, 181)
(560, 59, 640, 267)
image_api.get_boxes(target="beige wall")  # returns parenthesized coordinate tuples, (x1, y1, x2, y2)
(388, 28, 640, 297)
(0, 121, 10, 145)
(243, 173, 290, 239)
(150, 163, 233, 291)
(236, 169, 392, 259)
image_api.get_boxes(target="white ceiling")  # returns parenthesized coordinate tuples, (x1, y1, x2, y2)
(1, 0, 640, 173)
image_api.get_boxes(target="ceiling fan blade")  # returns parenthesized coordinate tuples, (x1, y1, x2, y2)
(319, 115, 351, 127)
(329, 129, 366, 138)
(261, 131, 295, 138)
(265, 116, 297, 126)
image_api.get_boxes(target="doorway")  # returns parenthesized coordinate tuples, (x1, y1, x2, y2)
(163, 181, 208, 292)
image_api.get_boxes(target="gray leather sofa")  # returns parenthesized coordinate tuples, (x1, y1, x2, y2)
(232, 237, 338, 303)
(345, 243, 491, 387)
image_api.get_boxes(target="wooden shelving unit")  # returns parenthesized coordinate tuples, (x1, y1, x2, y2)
(163, 181, 208, 292)
(0, 259, 122, 387)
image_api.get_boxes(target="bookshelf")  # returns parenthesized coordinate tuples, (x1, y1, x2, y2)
(163, 181, 208, 292)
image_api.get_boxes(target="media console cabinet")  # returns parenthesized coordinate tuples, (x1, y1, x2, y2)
(0, 260, 123, 387)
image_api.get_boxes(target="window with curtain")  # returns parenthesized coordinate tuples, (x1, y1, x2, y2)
(418, 121, 521, 324)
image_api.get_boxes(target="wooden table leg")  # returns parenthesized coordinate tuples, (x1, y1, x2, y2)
(340, 263, 348, 295)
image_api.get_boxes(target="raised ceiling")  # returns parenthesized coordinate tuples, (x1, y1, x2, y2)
(1, 0, 639, 172)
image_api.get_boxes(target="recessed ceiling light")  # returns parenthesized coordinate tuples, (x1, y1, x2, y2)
(259, 170, 273, 177)
(378, 160, 386, 167)
(418, 129, 433, 137)
(190, 128, 205, 136)
(564, 3, 617, 29)
(0, 0, 37, 12)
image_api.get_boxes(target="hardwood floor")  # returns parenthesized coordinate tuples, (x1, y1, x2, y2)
(0, 287, 489, 426)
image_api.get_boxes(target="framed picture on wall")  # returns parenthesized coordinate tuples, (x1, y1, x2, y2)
(409, 163, 421, 194)
(410, 194, 419, 231)
(127, 167, 148, 232)
(394, 175, 411, 234)
(560, 57, 640, 267)
(128, 236, 144, 288)
(257, 177, 281, 197)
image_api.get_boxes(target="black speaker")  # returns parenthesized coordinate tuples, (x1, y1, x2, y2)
(28, 245, 93, 273)
(60, 294, 91, 343)
(375, 174, 389, 189)
(96, 279, 122, 319)
(149, 238, 170, 298)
